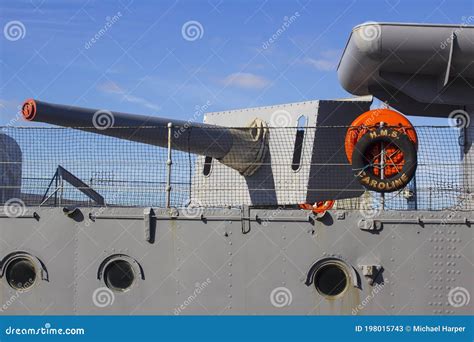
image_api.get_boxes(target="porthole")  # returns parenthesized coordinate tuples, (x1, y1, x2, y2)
(306, 258, 359, 299)
(5, 257, 37, 290)
(104, 259, 135, 292)
(314, 263, 349, 297)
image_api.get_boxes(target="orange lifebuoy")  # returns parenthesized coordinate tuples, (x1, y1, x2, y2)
(299, 200, 335, 214)
(345, 109, 418, 180)
(345, 109, 417, 163)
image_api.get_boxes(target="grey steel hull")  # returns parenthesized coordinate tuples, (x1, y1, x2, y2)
(0, 207, 471, 315)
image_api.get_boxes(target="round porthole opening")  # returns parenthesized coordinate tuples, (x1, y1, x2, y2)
(5, 257, 37, 290)
(104, 260, 135, 292)
(314, 263, 349, 298)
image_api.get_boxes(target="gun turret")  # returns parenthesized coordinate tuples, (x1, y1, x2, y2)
(22, 99, 268, 176)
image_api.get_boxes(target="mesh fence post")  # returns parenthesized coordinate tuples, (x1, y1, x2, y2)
(166, 122, 173, 208)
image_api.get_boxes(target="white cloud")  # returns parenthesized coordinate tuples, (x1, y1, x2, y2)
(302, 57, 337, 71)
(320, 49, 341, 59)
(97, 81, 161, 112)
(220, 72, 270, 89)
(301, 50, 341, 71)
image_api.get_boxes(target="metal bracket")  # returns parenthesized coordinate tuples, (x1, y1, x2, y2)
(310, 211, 328, 221)
(358, 219, 383, 231)
(168, 207, 179, 218)
(40, 166, 105, 207)
(63, 206, 79, 218)
(359, 265, 383, 286)
(241, 205, 251, 234)
(144, 207, 155, 243)
(371, 217, 471, 225)
(0, 211, 40, 220)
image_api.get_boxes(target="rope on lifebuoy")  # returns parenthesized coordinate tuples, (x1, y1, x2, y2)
(351, 128, 417, 193)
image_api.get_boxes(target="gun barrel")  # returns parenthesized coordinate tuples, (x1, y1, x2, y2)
(22, 99, 269, 176)
(22, 99, 232, 159)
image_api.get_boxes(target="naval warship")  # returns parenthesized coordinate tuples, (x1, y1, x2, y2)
(0, 22, 472, 315)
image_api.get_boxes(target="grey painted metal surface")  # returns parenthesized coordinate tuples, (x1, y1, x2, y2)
(465, 107, 473, 201)
(0, 207, 472, 315)
(0, 133, 22, 202)
(193, 97, 372, 206)
(338, 22, 474, 116)
(1, 22, 472, 317)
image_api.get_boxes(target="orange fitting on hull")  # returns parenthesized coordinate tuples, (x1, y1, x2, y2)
(299, 200, 335, 214)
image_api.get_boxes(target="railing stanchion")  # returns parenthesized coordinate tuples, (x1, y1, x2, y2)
(166, 122, 173, 208)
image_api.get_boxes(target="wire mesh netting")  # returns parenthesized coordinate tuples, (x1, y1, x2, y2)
(0, 125, 472, 211)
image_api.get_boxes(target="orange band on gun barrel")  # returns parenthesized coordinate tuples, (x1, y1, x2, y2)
(22, 99, 37, 121)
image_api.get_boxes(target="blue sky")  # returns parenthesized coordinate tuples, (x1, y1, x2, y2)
(0, 0, 473, 126)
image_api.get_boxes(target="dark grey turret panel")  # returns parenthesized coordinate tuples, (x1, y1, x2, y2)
(338, 22, 474, 116)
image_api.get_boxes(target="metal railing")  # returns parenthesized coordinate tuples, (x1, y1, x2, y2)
(0, 125, 471, 211)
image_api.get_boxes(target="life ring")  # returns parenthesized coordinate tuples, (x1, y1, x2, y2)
(345, 108, 417, 164)
(299, 200, 335, 214)
(351, 128, 417, 192)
